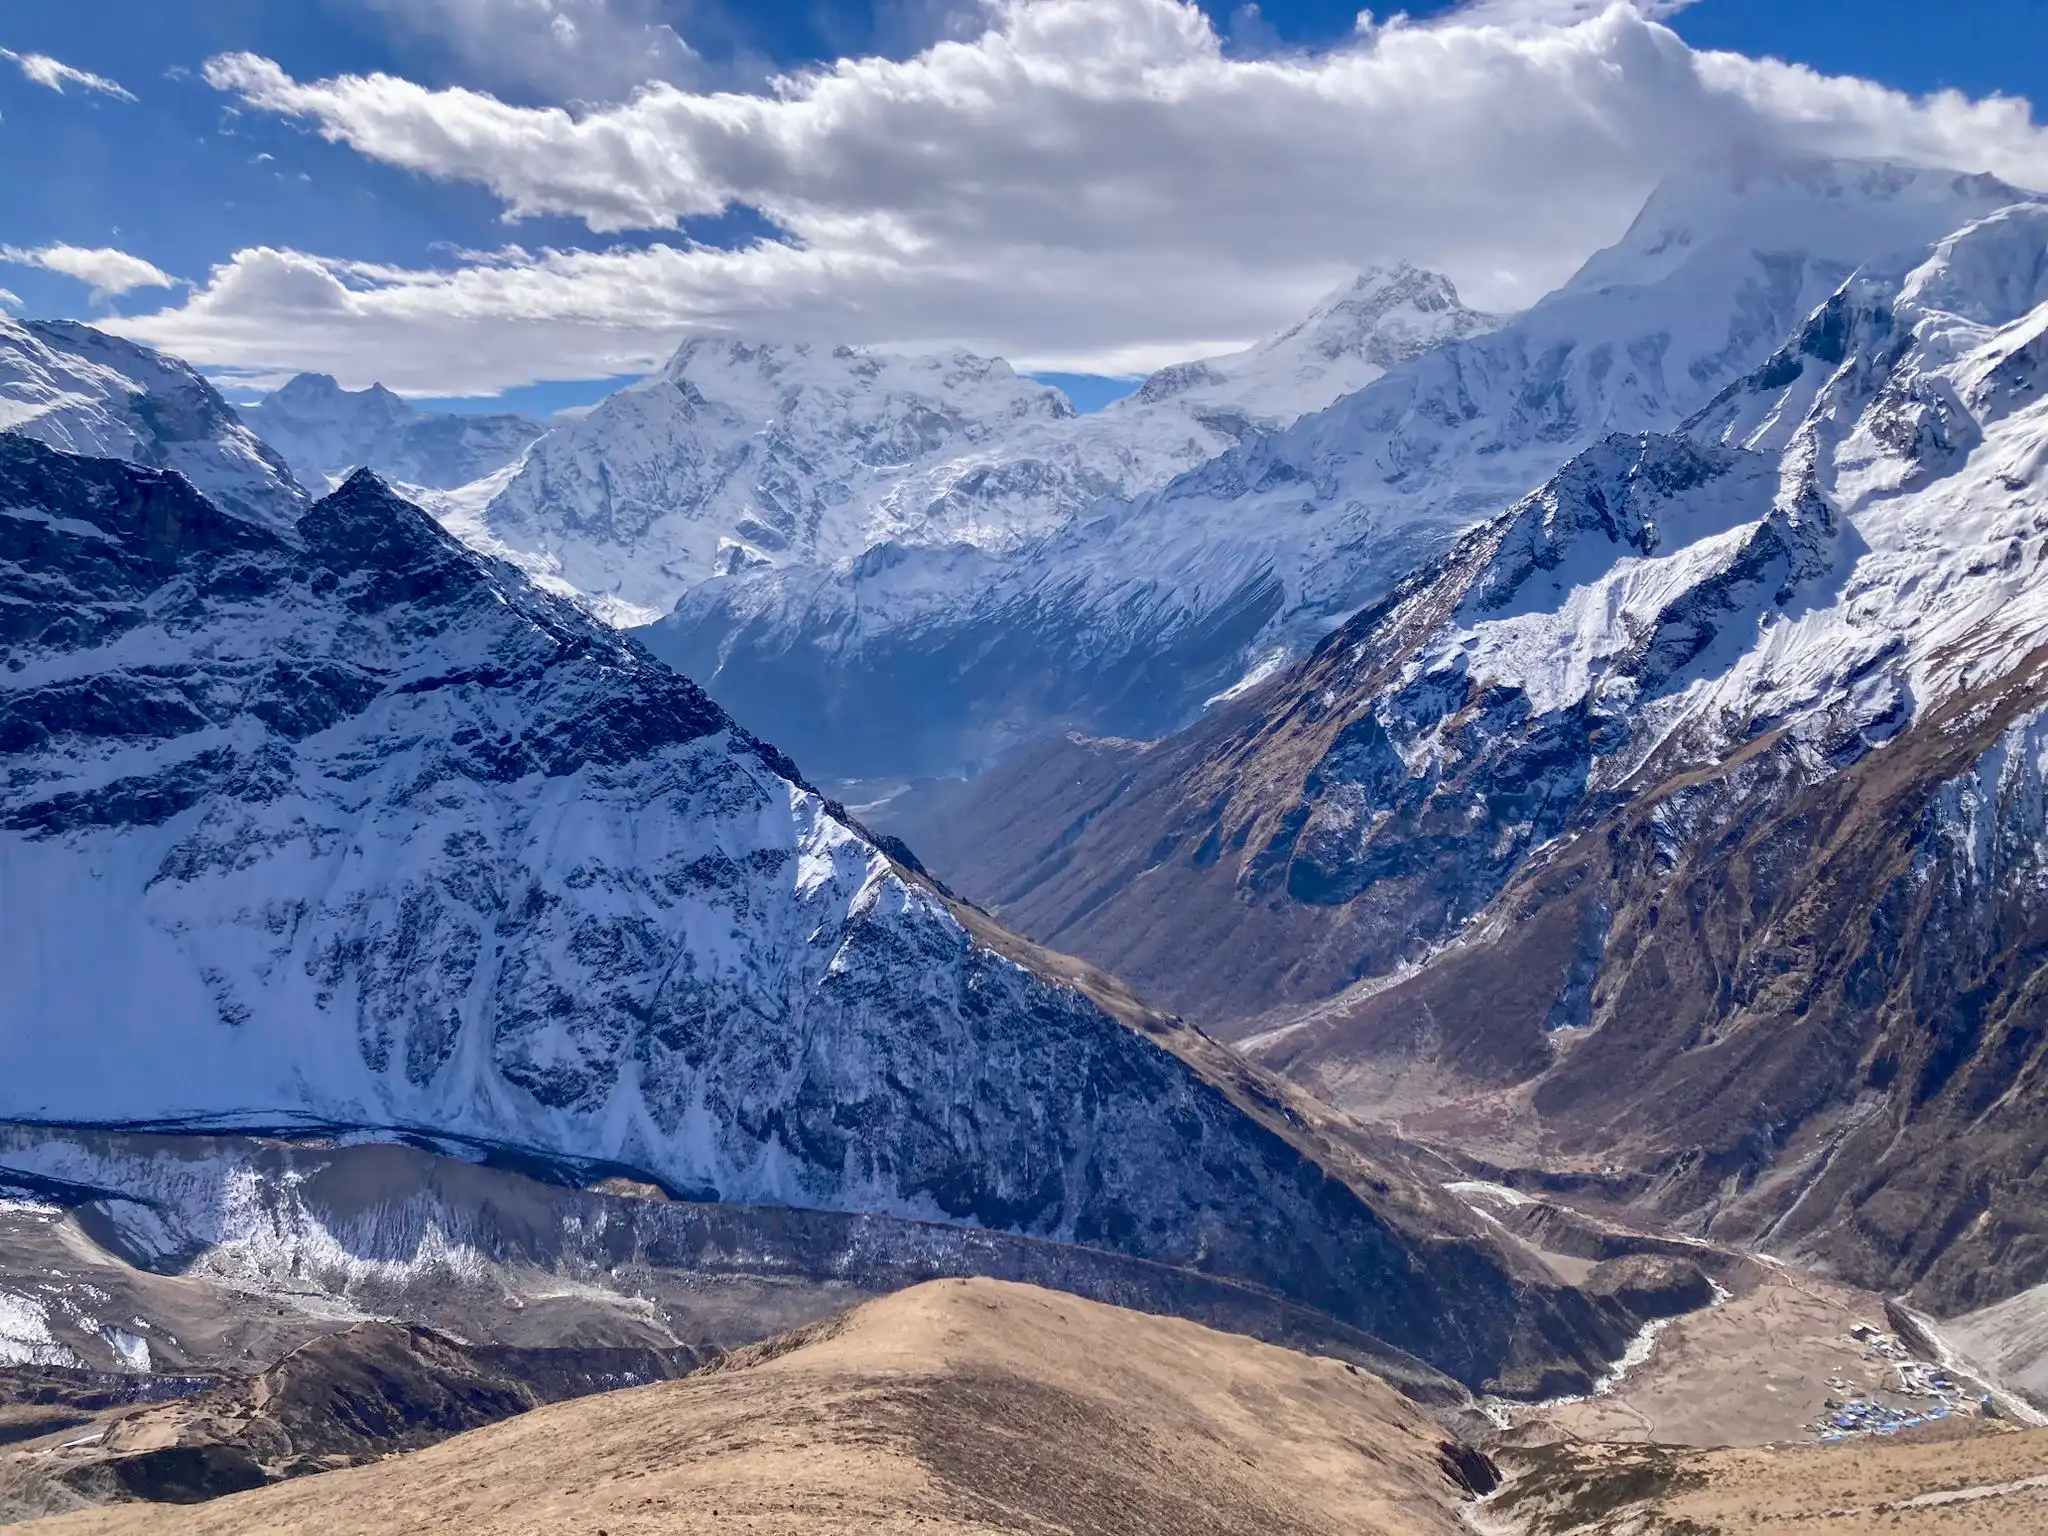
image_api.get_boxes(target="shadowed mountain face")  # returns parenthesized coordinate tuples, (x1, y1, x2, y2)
(870, 201, 2048, 1318)
(0, 431, 1660, 1394)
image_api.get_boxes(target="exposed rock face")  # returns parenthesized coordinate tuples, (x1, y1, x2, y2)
(63, 1323, 698, 1505)
(654, 157, 2035, 781)
(243, 373, 542, 493)
(871, 200, 2048, 1315)
(1581, 1257, 1716, 1322)
(1293, 674, 2048, 1317)
(0, 1125, 1468, 1407)
(0, 434, 1639, 1391)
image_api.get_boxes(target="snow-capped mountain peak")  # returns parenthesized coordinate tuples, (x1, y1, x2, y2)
(244, 371, 543, 495)
(651, 336, 1076, 429)
(1126, 262, 1499, 425)
(265, 370, 412, 426)
(0, 316, 304, 531)
(475, 334, 1136, 622)
(459, 267, 1502, 629)
(1269, 263, 1489, 361)
(1564, 154, 2036, 298)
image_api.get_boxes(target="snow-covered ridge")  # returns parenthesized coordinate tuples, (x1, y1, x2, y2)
(1054, 158, 2043, 667)
(244, 372, 543, 494)
(458, 267, 1495, 628)
(1225, 196, 2048, 960)
(0, 317, 303, 530)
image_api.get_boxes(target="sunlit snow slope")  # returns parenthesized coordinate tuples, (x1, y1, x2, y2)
(0, 318, 302, 530)
(648, 157, 2037, 780)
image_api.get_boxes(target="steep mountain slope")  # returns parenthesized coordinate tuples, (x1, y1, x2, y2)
(0, 434, 1645, 1391)
(243, 374, 541, 493)
(869, 201, 2048, 1314)
(0, 320, 302, 530)
(655, 157, 2038, 780)
(21, 1280, 1489, 1536)
(474, 341, 1090, 625)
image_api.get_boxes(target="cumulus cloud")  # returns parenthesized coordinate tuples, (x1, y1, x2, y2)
(111, 0, 2048, 395)
(348, 0, 699, 102)
(0, 46, 135, 100)
(1, 244, 177, 300)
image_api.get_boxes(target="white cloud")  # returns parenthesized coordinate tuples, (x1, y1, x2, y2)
(0, 288, 20, 313)
(1446, 0, 1699, 25)
(2, 244, 177, 300)
(347, 0, 699, 102)
(110, 0, 2048, 395)
(0, 46, 135, 101)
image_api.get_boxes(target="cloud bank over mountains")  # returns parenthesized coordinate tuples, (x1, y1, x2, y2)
(91, 0, 2048, 395)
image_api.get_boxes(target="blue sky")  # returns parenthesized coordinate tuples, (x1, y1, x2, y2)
(3, 1, 2045, 412)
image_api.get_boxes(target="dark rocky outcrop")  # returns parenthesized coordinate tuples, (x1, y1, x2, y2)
(47, 1323, 700, 1507)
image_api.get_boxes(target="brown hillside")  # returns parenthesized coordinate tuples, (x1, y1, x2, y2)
(21, 1278, 1484, 1536)
(1487, 1425, 2048, 1534)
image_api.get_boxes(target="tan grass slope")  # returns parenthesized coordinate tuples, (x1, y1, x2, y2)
(23, 1278, 1479, 1536)
(1487, 1427, 2048, 1535)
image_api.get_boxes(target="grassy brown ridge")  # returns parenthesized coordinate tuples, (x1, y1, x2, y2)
(20, 1279, 1481, 1536)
